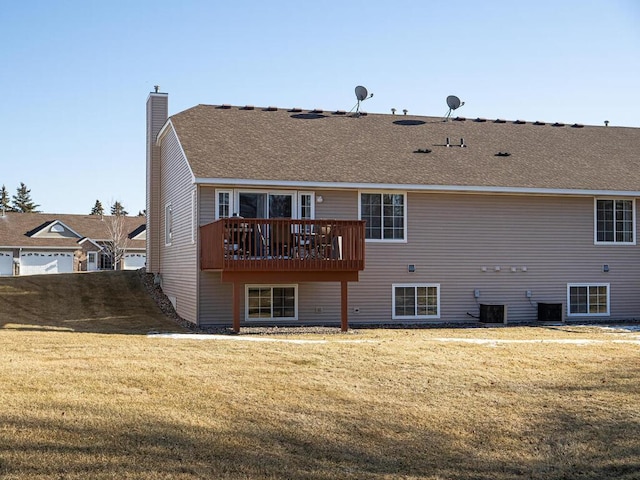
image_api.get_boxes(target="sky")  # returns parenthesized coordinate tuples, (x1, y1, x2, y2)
(1, 0, 638, 215)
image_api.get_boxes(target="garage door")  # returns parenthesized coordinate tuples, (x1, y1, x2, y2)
(20, 252, 74, 275)
(0, 251, 13, 276)
(123, 253, 146, 270)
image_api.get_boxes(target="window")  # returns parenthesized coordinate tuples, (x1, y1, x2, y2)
(246, 285, 297, 320)
(360, 192, 406, 241)
(392, 284, 440, 319)
(567, 284, 609, 316)
(595, 199, 634, 244)
(165, 204, 172, 245)
(298, 192, 314, 220)
(216, 190, 233, 219)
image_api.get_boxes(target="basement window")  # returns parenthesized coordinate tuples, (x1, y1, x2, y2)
(567, 284, 609, 317)
(392, 284, 440, 320)
(246, 285, 297, 320)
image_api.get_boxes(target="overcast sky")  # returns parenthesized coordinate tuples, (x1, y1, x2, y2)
(1, 0, 638, 214)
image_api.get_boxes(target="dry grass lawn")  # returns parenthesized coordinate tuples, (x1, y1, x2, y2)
(1, 272, 639, 479)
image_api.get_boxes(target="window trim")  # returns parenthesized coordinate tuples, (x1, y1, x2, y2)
(358, 190, 408, 243)
(215, 189, 234, 220)
(392, 283, 440, 320)
(297, 191, 315, 220)
(245, 284, 298, 321)
(164, 203, 173, 246)
(594, 197, 636, 245)
(566, 283, 610, 317)
(191, 189, 197, 244)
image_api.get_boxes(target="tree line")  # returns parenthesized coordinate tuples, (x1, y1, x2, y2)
(1, 183, 144, 216)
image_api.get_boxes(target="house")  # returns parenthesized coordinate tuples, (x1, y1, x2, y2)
(0, 212, 146, 275)
(146, 91, 640, 331)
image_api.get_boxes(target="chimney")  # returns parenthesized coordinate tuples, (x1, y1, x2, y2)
(146, 88, 168, 274)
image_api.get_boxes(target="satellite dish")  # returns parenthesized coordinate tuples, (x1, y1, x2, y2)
(355, 86, 368, 101)
(447, 95, 461, 110)
(444, 95, 464, 120)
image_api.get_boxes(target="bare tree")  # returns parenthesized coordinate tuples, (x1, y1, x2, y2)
(103, 213, 130, 270)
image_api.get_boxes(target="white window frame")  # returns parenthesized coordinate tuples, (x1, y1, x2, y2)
(392, 283, 440, 320)
(191, 189, 197, 244)
(245, 284, 298, 321)
(566, 283, 610, 317)
(594, 198, 636, 245)
(358, 190, 407, 243)
(297, 191, 315, 220)
(164, 203, 173, 246)
(215, 189, 234, 220)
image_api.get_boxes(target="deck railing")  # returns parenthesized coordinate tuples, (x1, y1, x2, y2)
(200, 218, 366, 272)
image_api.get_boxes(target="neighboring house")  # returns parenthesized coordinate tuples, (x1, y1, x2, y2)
(0, 212, 146, 276)
(146, 91, 640, 331)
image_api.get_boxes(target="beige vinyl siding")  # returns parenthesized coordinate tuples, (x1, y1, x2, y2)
(146, 93, 168, 273)
(349, 193, 640, 324)
(158, 126, 198, 324)
(196, 189, 640, 327)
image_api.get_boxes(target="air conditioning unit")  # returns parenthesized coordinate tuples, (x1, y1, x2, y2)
(537, 303, 563, 323)
(479, 304, 507, 324)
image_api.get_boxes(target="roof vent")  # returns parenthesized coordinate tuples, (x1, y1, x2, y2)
(453, 116, 466, 121)
(494, 119, 506, 124)
(311, 108, 324, 114)
(604, 120, 609, 127)
(266, 106, 278, 111)
(514, 120, 526, 124)
(391, 108, 396, 115)
(403, 109, 408, 115)
(220, 104, 232, 109)
(413, 148, 432, 154)
(333, 110, 347, 115)
(533, 121, 546, 126)
(242, 105, 255, 110)
(495, 152, 511, 157)
(552, 122, 565, 127)
(474, 117, 487, 122)
(571, 123, 584, 128)
(289, 107, 302, 113)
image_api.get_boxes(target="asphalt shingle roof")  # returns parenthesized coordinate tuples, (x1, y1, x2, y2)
(169, 105, 640, 193)
(0, 212, 146, 249)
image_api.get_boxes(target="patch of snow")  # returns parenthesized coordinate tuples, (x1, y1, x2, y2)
(148, 333, 373, 344)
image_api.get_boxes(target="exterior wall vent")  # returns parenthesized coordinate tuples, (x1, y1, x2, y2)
(533, 121, 546, 126)
(479, 304, 507, 324)
(514, 120, 526, 124)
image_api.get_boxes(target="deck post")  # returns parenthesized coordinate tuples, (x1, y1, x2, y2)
(232, 281, 241, 333)
(341, 280, 348, 332)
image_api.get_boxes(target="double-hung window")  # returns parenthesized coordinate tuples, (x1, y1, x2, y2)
(567, 284, 609, 317)
(360, 192, 406, 241)
(595, 199, 634, 244)
(392, 284, 440, 319)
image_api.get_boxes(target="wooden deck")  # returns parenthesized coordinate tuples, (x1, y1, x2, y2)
(200, 218, 366, 332)
(200, 218, 365, 274)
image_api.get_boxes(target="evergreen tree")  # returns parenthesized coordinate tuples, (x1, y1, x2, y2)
(110, 201, 128, 216)
(90, 199, 105, 216)
(11, 182, 40, 213)
(0, 185, 11, 212)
